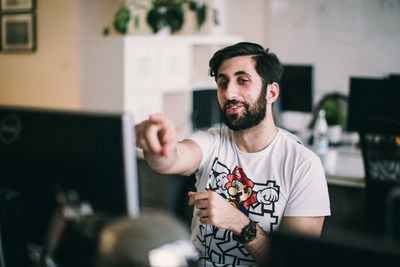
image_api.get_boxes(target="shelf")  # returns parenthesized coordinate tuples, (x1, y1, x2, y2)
(88, 35, 243, 46)
(82, 34, 242, 127)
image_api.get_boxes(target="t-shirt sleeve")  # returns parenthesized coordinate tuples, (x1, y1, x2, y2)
(187, 129, 216, 172)
(284, 155, 331, 216)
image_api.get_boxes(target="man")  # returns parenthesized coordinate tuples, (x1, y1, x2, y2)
(135, 42, 330, 266)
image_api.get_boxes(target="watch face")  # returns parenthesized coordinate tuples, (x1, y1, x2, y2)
(241, 221, 257, 243)
(243, 226, 257, 242)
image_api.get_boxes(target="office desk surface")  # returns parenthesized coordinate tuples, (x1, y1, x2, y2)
(138, 145, 366, 188)
(325, 147, 365, 188)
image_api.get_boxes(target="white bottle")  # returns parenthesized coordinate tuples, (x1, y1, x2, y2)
(313, 109, 329, 155)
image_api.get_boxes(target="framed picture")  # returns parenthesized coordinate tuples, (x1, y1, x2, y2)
(0, 0, 35, 12)
(1, 13, 36, 52)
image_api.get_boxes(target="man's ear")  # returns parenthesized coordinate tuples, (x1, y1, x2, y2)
(267, 82, 279, 104)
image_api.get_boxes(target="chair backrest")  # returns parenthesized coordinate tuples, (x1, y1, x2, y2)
(358, 118, 400, 241)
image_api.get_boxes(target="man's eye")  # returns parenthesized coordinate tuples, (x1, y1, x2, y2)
(218, 81, 227, 87)
(239, 78, 249, 84)
(237, 184, 242, 190)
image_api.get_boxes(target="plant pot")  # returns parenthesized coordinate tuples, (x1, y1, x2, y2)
(328, 124, 342, 145)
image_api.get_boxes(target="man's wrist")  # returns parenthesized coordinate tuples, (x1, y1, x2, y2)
(232, 217, 250, 235)
(233, 220, 257, 244)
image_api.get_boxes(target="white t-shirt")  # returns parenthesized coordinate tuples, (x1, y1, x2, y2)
(188, 126, 331, 266)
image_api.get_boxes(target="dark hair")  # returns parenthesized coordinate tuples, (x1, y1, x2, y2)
(209, 42, 283, 90)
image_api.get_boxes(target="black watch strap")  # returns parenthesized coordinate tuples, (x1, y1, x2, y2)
(233, 220, 257, 243)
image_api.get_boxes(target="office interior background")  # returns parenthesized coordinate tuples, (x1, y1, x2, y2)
(1, 0, 400, 264)
(1, 0, 399, 117)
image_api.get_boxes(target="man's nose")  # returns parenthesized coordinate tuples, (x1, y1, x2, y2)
(225, 82, 239, 100)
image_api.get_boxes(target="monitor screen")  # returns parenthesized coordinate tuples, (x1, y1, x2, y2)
(192, 89, 221, 130)
(347, 76, 400, 132)
(0, 106, 140, 266)
(279, 65, 313, 112)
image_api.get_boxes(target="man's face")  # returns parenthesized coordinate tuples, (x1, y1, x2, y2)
(216, 56, 266, 131)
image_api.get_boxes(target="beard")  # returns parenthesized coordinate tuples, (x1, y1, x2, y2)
(220, 89, 267, 131)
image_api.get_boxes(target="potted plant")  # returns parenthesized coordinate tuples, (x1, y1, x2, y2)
(113, 5, 131, 34)
(112, 1, 153, 35)
(110, 0, 210, 35)
(146, 0, 208, 34)
(147, 0, 185, 34)
(318, 93, 347, 145)
(187, 0, 207, 31)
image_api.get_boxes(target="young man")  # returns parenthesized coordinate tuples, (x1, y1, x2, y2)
(135, 42, 330, 266)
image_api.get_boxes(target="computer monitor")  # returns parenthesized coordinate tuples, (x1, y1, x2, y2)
(267, 230, 400, 267)
(192, 89, 221, 130)
(0, 106, 140, 266)
(278, 65, 313, 112)
(347, 76, 400, 132)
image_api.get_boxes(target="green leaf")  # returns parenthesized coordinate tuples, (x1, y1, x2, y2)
(113, 6, 130, 34)
(196, 4, 207, 30)
(165, 4, 184, 33)
(147, 8, 165, 33)
(103, 26, 110, 36)
(321, 99, 347, 126)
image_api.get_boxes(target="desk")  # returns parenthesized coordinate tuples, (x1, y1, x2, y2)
(324, 147, 365, 188)
(139, 145, 366, 188)
(323, 147, 366, 231)
(138, 146, 367, 230)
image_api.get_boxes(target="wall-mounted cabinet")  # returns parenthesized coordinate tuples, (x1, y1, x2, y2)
(81, 35, 241, 135)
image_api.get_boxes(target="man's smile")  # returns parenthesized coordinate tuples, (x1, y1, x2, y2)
(224, 101, 247, 115)
(225, 104, 244, 114)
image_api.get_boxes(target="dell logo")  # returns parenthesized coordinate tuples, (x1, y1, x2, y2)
(0, 114, 21, 144)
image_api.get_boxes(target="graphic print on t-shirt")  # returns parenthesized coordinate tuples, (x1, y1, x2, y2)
(207, 157, 280, 230)
(196, 157, 280, 265)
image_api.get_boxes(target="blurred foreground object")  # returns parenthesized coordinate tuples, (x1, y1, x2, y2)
(97, 210, 198, 267)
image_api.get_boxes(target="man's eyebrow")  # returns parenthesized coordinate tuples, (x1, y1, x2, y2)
(234, 70, 250, 76)
(217, 73, 227, 80)
(217, 71, 250, 79)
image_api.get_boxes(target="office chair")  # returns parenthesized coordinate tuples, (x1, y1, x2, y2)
(358, 118, 400, 242)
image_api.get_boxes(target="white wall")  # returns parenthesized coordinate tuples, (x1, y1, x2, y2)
(224, 0, 400, 105)
(3, 0, 398, 114)
(78, 0, 125, 108)
(225, 0, 267, 45)
(266, 0, 400, 105)
(221, 0, 400, 134)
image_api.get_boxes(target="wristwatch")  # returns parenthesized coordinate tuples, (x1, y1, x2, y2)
(233, 220, 257, 243)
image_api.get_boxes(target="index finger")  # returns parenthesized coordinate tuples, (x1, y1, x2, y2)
(149, 114, 171, 127)
(149, 114, 177, 143)
(188, 191, 212, 205)
(143, 122, 164, 155)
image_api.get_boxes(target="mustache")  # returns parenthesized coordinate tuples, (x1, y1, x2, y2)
(223, 100, 249, 112)
(233, 191, 243, 198)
